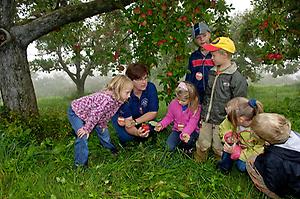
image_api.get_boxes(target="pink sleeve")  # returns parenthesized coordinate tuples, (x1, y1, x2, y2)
(160, 100, 176, 129)
(182, 105, 201, 135)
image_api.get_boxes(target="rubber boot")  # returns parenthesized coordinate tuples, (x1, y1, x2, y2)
(194, 147, 208, 163)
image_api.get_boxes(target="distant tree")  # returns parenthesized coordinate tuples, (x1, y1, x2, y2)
(235, 0, 300, 78)
(0, 0, 133, 117)
(31, 10, 130, 96)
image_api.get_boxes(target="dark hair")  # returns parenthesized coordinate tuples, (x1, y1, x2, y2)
(125, 63, 149, 80)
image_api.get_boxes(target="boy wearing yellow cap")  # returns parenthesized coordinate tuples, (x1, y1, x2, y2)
(194, 37, 248, 162)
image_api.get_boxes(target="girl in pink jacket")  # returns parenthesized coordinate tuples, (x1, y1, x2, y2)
(155, 81, 201, 153)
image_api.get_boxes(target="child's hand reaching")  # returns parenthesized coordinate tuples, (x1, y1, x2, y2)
(154, 123, 162, 132)
(77, 128, 89, 138)
(223, 142, 234, 153)
(180, 133, 190, 143)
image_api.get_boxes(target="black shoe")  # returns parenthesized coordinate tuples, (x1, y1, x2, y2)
(73, 163, 88, 170)
(216, 161, 231, 174)
(110, 147, 119, 156)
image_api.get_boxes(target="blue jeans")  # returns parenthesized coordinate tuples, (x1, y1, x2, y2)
(217, 151, 246, 172)
(111, 114, 156, 145)
(166, 131, 199, 151)
(67, 106, 116, 166)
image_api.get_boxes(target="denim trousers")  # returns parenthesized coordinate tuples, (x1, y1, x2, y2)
(67, 106, 115, 166)
(111, 114, 156, 145)
(218, 151, 246, 172)
(166, 131, 199, 151)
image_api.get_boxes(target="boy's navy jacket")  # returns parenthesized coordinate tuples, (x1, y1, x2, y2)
(254, 145, 300, 197)
(185, 50, 214, 100)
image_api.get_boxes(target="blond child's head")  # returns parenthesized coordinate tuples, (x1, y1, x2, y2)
(251, 113, 291, 144)
(227, 98, 264, 129)
(175, 81, 199, 113)
(106, 75, 133, 102)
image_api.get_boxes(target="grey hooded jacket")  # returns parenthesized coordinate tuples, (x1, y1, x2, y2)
(201, 62, 248, 124)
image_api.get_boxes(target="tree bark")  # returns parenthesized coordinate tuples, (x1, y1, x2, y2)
(0, 0, 133, 117)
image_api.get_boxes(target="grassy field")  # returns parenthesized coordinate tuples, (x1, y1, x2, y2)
(0, 84, 299, 198)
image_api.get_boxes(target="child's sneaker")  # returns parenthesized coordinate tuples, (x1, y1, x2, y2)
(110, 147, 119, 156)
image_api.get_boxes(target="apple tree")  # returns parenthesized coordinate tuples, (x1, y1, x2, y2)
(31, 10, 130, 96)
(122, 0, 233, 103)
(235, 0, 300, 78)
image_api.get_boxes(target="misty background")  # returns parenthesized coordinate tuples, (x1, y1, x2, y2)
(31, 70, 300, 98)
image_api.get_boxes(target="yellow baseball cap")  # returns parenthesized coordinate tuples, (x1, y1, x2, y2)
(202, 37, 236, 53)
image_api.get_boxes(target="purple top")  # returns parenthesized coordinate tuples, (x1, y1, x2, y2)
(159, 99, 201, 135)
(71, 90, 123, 133)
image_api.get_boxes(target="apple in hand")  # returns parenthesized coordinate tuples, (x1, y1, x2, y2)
(117, 117, 125, 126)
(141, 123, 150, 131)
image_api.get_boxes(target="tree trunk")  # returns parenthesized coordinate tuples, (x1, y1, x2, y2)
(0, 0, 133, 117)
(0, 41, 38, 116)
(75, 79, 85, 97)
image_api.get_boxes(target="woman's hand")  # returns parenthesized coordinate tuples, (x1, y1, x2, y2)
(137, 127, 149, 137)
(77, 128, 89, 138)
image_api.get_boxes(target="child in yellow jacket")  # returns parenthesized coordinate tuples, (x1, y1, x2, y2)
(217, 97, 265, 173)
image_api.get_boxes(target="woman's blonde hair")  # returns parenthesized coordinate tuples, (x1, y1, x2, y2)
(250, 113, 291, 144)
(105, 75, 133, 101)
(175, 81, 199, 113)
(227, 98, 264, 130)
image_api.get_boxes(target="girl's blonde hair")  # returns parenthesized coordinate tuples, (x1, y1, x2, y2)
(250, 113, 291, 144)
(105, 75, 133, 101)
(227, 98, 264, 130)
(175, 81, 199, 113)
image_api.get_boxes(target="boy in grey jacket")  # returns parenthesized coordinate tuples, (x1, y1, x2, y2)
(194, 37, 248, 162)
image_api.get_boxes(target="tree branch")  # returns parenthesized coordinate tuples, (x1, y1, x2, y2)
(57, 48, 76, 82)
(12, 0, 134, 46)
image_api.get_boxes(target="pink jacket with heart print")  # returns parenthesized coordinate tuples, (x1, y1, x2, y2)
(71, 90, 123, 133)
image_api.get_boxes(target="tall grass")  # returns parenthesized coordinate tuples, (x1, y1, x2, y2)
(0, 84, 299, 198)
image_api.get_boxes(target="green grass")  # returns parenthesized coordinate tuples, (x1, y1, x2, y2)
(0, 84, 299, 198)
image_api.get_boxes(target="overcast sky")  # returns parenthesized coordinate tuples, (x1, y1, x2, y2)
(225, 0, 252, 13)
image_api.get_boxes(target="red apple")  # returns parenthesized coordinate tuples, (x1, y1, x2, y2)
(117, 117, 125, 126)
(133, 7, 141, 14)
(147, 9, 153, 16)
(210, 0, 216, 8)
(73, 43, 81, 51)
(113, 51, 119, 61)
(166, 71, 173, 77)
(141, 123, 150, 131)
(274, 53, 283, 60)
(161, 3, 167, 11)
(181, 15, 187, 22)
(140, 13, 147, 18)
(139, 20, 147, 26)
(194, 7, 200, 14)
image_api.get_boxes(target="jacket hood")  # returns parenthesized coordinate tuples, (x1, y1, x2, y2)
(211, 62, 237, 74)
